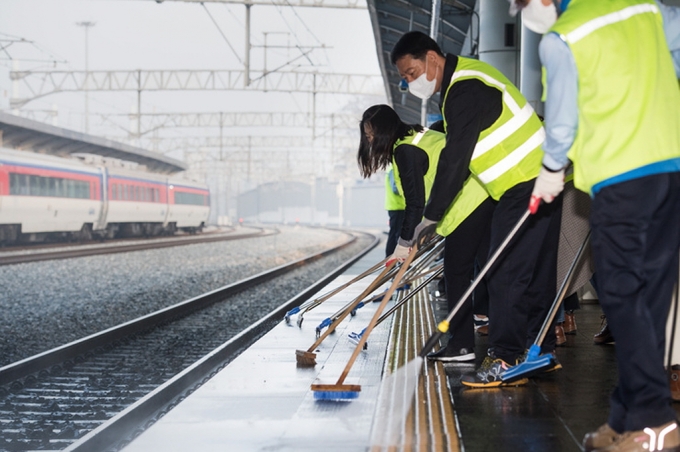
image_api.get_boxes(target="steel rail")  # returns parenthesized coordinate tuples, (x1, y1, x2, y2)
(0, 230, 369, 385)
(0, 227, 274, 266)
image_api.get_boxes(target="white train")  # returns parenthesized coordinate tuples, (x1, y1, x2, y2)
(0, 147, 210, 244)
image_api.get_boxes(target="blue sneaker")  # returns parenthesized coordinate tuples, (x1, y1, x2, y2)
(460, 356, 528, 388)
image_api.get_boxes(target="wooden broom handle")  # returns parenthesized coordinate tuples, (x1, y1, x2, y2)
(336, 245, 419, 386)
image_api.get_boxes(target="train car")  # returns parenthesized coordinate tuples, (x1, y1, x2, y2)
(0, 147, 210, 244)
(0, 147, 103, 243)
(103, 166, 171, 239)
(166, 179, 210, 233)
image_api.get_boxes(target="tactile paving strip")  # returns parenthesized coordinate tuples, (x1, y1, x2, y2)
(370, 282, 461, 452)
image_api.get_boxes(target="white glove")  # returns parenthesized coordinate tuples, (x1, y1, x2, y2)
(413, 218, 439, 247)
(532, 166, 565, 204)
(386, 243, 410, 267)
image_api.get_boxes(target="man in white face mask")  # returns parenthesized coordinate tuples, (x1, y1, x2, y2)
(390, 31, 564, 388)
(510, 0, 680, 451)
(510, 0, 559, 35)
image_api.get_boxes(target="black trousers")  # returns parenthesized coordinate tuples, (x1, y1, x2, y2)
(386, 210, 405, 257)
(444, 197, 495, 350)
(486, 180, 562, 363)
(592, 173, 680, 432)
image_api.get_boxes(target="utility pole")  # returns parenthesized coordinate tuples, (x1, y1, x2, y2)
(244, 4, 251, 87)
(76, 21, 95, 134)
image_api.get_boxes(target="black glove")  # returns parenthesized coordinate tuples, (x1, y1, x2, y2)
(413, 218, 438, 248)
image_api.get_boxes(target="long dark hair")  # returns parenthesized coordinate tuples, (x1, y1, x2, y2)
(357, 104, 423, 178)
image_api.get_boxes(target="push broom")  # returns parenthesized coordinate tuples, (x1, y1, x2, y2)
(314, 241, 444, 337)
(311, 240, 422, 400)
(296, 237, 444, 366)
(502, 228, 592, 382)
(348, 265, 444, 347)
(284, 257, 388, 327)
(312, 265, 401, 337)
(295, 260, 397, 366)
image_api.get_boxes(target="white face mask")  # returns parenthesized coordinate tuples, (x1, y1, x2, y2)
(522, 0, 558, 35)
(408, 59, 438, 100)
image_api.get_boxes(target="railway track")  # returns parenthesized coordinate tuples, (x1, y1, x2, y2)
(0, 230, 379, 452)
(0, 226, 273, 266)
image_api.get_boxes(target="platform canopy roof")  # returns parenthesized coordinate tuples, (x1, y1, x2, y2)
(0, 112, 187, 174)
(367, 0, 477, 124)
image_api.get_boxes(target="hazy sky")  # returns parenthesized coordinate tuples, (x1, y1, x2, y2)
(0, 0, 384, 144)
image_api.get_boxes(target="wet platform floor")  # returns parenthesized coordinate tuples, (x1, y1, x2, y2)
(438, 300, 680, 452)
(120, 238, 680, 452)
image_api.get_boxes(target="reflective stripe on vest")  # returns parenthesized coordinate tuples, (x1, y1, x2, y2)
(444, 60, 543, 200)
(392, 129, 488, 236)
(549, 0, 680, 193)
(561, 3, 658, 44)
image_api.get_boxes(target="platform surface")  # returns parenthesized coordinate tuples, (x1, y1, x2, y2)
(123, 245, 397, 452)
(122, 240, 680, 452)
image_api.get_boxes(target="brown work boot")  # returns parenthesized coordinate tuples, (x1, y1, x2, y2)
(670, 365, 680, 402)
(594, 421, 680, 451)
(555, 323, 567, 346)
(584, 423, 622, 452)
(594, 315, 615, 345)
(563, 310, 577, 335)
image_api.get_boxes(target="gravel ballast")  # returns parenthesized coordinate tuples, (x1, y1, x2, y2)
(0, 226, 375, 367)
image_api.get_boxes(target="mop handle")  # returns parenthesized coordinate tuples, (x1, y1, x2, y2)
(336, 242, 420, 385)
(376, 266, 444, 325)
(419, 207, 534, 357)
(534, 229, 591, 347)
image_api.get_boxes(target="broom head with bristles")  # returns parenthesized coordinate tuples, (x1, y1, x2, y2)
(296, 349, 317, 367)
(311, 383, 361, 401)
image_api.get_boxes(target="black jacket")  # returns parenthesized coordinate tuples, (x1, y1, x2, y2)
(423, 54, 502, 221)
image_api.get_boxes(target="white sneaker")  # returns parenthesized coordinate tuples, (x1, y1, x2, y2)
(427, 347, 475, 362)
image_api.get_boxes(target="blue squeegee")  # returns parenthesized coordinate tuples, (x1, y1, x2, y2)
(503, 229, 591, 382)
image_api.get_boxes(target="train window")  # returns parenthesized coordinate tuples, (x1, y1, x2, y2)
(54, 179, 62, 197)
(66, 180, 75, 198)
(9, 173, 29, 195)
(174, 191, 207, 206)
(36, 177, 45, 196)
(9, 173, 90, 199)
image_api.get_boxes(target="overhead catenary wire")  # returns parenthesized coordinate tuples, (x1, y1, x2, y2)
(201, 2, 244, 66)
(273, 4, 317, 67)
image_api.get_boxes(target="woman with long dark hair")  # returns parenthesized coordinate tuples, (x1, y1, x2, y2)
(358, 104, 493, 362)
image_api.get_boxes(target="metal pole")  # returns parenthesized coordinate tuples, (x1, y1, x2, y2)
(245, 4, 251, 87)
(76, 21, 95, 134)
(219, 111, 224, 159)
(421, 0, 441, 126)
(137, 69, 142, 139)
(312, 74, 317, 140)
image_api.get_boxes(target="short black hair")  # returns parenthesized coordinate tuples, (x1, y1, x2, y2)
(356, 104, 423, 178)
(390, 31, 444, 65)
